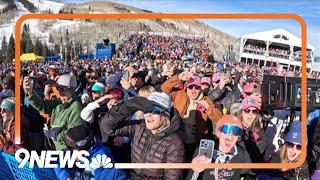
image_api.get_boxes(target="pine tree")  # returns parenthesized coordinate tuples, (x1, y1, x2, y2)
(34, 38, 43, 55)
(79, 43, 83, 54)
(26, 37, 34, 53)
(65, 29, 71, 61)
(54, 44, 60, 54)
(21, 24, 28, 54)
(0, 35, 8, 62)
(6, 34, 15, 63)
(42, 42, 47, 56)
(21, 24, 35, 54)
(49, 33, 54, 43)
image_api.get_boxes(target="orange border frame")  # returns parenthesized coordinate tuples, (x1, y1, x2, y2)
(15, 13, 307, 170)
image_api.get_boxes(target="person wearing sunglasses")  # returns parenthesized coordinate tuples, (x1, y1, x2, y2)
(161, 71, 222, 164)
(100, 92, 184, 179)
(260, 121, 309, 179)
(238, 96, 270, 165)
(54, 125, 128, 180)
(23, 74, 86, 150)
(0, 97, 27, 155)
(188, 115, 252, 180)
(240, 96, 261, 130)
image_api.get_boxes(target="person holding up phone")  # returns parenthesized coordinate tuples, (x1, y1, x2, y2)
(188, 115, 252, 180)
(23, 74, 86, 150)
(120, 71, 145, 99)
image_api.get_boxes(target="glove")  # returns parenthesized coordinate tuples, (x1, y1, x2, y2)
(81, 93, 92, 105)
(44, 127, 61, 141)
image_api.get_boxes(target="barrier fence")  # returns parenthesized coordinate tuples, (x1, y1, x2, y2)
(0, 151, 57, 180)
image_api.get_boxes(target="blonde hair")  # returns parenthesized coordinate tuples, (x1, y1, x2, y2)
(138, 86, 156, 98)
(278, 144, 300, 171)
(160, 114, 171, 129)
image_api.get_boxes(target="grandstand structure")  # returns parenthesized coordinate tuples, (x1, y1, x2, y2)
(235, 28, 315, 71)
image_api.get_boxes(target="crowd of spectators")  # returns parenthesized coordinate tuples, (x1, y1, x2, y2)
(117, 34, 212, 63)
(0, 33, 319, 179)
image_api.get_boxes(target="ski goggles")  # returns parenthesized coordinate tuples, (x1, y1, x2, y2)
(150, 104, 171, 116)
(219, 124, 243, 136)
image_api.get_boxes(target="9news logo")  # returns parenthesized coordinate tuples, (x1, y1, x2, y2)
(15, 148, 113, 169)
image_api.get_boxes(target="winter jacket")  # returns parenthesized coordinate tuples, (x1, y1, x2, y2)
(186, 141, 252, 180)
(261, 154, 310, 179)
(0, 120, 26, 155)
(208, 87, 241, 112)
(161, 75, 222, 141)
(80, 101, 109, 138)
(100, 97, 184, 180)
(123, 87, 138, 100)
(54, 138, 128, 180)
(28, 92, 85, 150)
(239, 127, 267, 163)
(208, 72, 242, 112)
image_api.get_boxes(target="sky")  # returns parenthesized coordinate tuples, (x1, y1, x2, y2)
(58, 0, 320, 55)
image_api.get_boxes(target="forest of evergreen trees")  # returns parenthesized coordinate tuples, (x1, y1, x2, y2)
(0, 23, 88, 63)
(19, 0, 37, 13)
(0, 0, 17, 14)
(0, 24, 57, 63)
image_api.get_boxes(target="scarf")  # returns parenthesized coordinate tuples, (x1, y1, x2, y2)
(183, 93, 204, 118)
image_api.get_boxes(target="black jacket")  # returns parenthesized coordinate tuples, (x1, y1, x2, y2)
(261, 154, 310, 179)
(186, 141, 252, 180)
(208, 71, 242, 112)
(100, 97, 184, 180)
(239, 127, 266, 163)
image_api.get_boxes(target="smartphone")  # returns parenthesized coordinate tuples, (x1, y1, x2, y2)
(198, 139, 215, 160)
(122, 70, 129, 80)
(29, 76, 36, 87)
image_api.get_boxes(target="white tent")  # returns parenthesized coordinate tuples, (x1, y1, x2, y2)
(241, 28, 315, 51)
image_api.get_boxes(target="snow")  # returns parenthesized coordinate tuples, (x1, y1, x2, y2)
(0, 0, 66, 48)
(0, 4, 6, 11)
(0, 1, 30, 48)
(14, 1, 30, 14)
(27, 0, 64, 13)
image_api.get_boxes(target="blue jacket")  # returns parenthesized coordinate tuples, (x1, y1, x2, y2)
(308, 109, 320, 125)
(54, 138, 128, 180)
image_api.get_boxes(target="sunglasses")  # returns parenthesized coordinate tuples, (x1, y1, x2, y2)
(243, 109, 259, 114)
(220, 124, 243, 136)
(188, 85, 201, 90)
(286, 142, 301, 150)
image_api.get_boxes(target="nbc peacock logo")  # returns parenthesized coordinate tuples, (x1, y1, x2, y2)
(90, 154, 113, 169)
